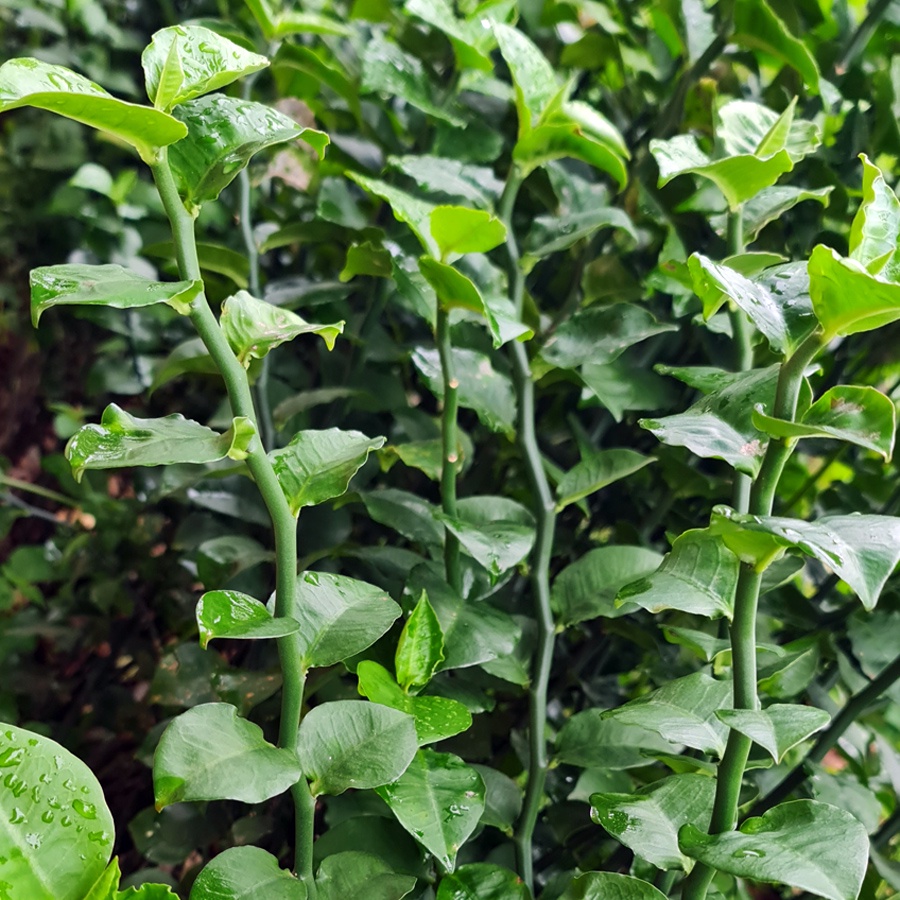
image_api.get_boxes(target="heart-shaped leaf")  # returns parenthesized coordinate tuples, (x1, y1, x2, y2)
(557, 872, 668, 900)
(716, 704, 830, 762)
(189, 846, 305, 899)
(395, 591, 445, 692)
(556, 449, 654, 511)
(429, 206, 507, 259)
(316, 851, 416, 900)
(196, 590, 300, 649)
(153, 703, 302, 808)
(679, 800, 868, 900)
(436, 863, 531, 900)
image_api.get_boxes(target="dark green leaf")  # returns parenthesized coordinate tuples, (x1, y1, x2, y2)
(316, 851, 416, 900)
(434, 509, 535, 580)
(389, 155, 501, 208)
(195, 590, 299, 649)
(735, 186, 833, 243)
(395, 591, 445, 691)
(405, 0, 493, 72)
(436, 863, 531, 900)
(716, 704, 830, 763)
(556, 449, 654, 511)
(555, 710, 675, 769)
(189, 846, 305, 899)
(558, 872, 668, 900)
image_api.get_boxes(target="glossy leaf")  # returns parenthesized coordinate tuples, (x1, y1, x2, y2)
(738, 186, 833, 243)
(514, 123, 628, 187)
(590, 774, 715, 870)
(493, 23, 557, 130)
(220, 290, 343, 367)
(0, 58, 186, 161)
(153, 703, 302, 808)
(269, 428, 385, 515)
(376, 749, 486, 871)
(849, 154, 900, 276)
(556, 449, 654, 511)
(195, 590, 299, 649)
(679, 800, 868, 900)
(31, 263, 201, 325)
(435, 512, 535, 580)
(716, 704, 830, 763)
(297, 700, 418, 796)
(395, 591, 445, 692)
(555, 710, 675, 769)
(341, 242, 393, 282)
(316, 851, 416, 900)
(293, 570, 401, 669)
(189, 846, 305, 900)
(0, 723, 115, 900)
(404, 0, 493, 72)
(66, 405, 255, 482)
(558, 872, 668, 900)
(429, 206, 506, 259)
(436, 863, 531, 900)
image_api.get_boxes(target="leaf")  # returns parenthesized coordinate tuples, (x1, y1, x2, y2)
(389, 154, 502, 209)
(293, 571, 400, 669)
(758, 642, 820, 699)
(603, 672, 732, 756)
(590, 774, 715, 870)
(737, 186, 833, 243)
(297, 701, 418, 796)
(555, 711, 675, 769)
(376, 749, 486, 871)
(142, 25, 269, 111)
(362, 488, 445, 548)
(752, 384, 896, 460)
(404, 0, 493, 72)
(523, 206, 636, 263)
(30, 263, 201, 326)
(556, 450, 654, 511)
(341, 242, 393, 282)
(474, 766, 522, 831)
(189, 846, 306, 899)
(617, 529, 739, 620)
(0, 58, 187, 162)
(316, 851, 416, 900)
(514, 124, 628, 187)
(436, 863, 531, 900)
(557, 872, 668, 900)
(153, 703, 302, 808)
(434, 510, 535, 580)
(679, 800, 868, 900)
(849, 154, 900, 275)
(195, 590, 299, 649)
(493, 23, 558, 130)
(429, 206, 507, 259)
(65, 405, 255, 482)
(711, 506, 900, 608)
(395, 591, 445, 691)
(0, 723, 115, 900)
(220, 290, 343, 367)
(716, 704, 830, 763)
(273, 11, 350, 37)
(269, 428, 386, 515)
(169, 95, 327, 207)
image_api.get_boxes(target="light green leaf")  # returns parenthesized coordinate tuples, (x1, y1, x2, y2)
(341, 242, 393, 282)
(195, 590, 299, 649)
(555, 711, 675, 769)
(377, 749, 486, 871)
(429, 206, 507, 259)
(0, 58, 186, 162)
(142, 25, 269, 111)
(679, 800, 868, 900)
(269, 428, 386, 515)
(849, 154, 900, 275)
(395, 591, 445, 692)
(31, 263, 201, 326)
(65, 405, 255, 482)
(405, 0, 493, 72)
(189, 846, 305, 899)
(273, 11, 350, 37)
(221, 290, 343, 367)
(716, 704, 830, 763)
(493, 23, 558, 131)
(556, 449, 654, 511)
(590, 774, 715, 870)
(558, 872, 668, 900)
(153, 703, 302, 808)
(0, 723, 115, 900)
(436, 863, 531, 900)
(297, 701, 418, 796)
(316, 851, 416, 900)
(514, 124, 628, 187)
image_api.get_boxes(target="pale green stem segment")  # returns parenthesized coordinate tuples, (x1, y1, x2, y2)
(682, 332, 823, 900)
(149, 151, 317, 896)
(499, 170, 558, 892)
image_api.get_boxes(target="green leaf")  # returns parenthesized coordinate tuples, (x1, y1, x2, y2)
(752, 384, 896, 460)
(273, 11, 350, 37)
(389, 154, 501, 209)
(341, 242, 393, 282)
(142, 25, 269, 111)
(31, 263, 201, 326)
(617, 529, 739, 620)
(153, 703, 301, 808)
(395, 591, 445, 691)
(316, 851, 416, 900)
(590, 774, 715, 870)
(523, 206, 636, 264)
(716, 704, 830, 763)
(65, 405, 255, 482)
(710, 507, 900, 609)
(297, 700, 418, 796)
(736, 186, 833, 243)
(189, 846, 305, 899)
(270, 428, 386, 515)
(717, 98, 818, 163)
(679, 800, 868, 900)
(169, 95, 327, 207)
(514, 124, 628, 187)
(404, 0, 493, 72)
(436, 863, 531, 900)
(376, 749, 486, 871)
(429, 206, 507, 259)
(0, 723, 115, 900)
(195, 590, 299, 649)
(555, 711, 675, 769)
(220, 290, 343, 367)
(849, 154, 900, 276)
(603, 672, 732, 756)
(0, 58, 187, 162)
(493, 23, 558, 131)
(83, 859, 120, 900)
(556, 449, 654, 511)
(293, 571, 401, 669)
(758, 642, 820, 699)
(474, 766, 522, 831)
(557, 872, 668, 900)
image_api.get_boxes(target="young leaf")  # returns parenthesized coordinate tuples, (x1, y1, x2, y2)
(716, 704, 830, 763)
(679, 800, 868, 900)
(316, 851, 416, 900)
(0, 58, 187, 162)
(849, 154, 900, 276)
(555, 711, 675, 769)
(269, 428, 386, 515)
(376, 749, 486, 871)
(0, 723, 115, 900)
(436, 864, 531, 900)
(297, 700, 418, 796)
(153, 703, 302, 808)
(395, 591, 445, 691)
(493, 23, 558, 131)
(189, 846, 305, 900)
(429, 206, 507, 259)
(556, 449, 655, 511)
(513, 124, 628, 187)
(341, 242, 393, 282)
(557, 872, 668, 900)
(220, 290, 343, 367)
(65, 406, 255, 482)
(196, 590, 300, 649)
(404, 0, 493, 72)
(31, 264, 201, 325)
(142, 25, 269, 111)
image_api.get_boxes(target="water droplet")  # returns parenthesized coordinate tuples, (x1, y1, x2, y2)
(62, 779, 77, 792)
(72, 799, 98, 820)
(24, 833, 42, 850)
(732, 848, 765, 859)
(41, 811, 54, 824)
(8, 808, 25, 825)
(61, 816, 73, 828)
(0, 748, 23, 768)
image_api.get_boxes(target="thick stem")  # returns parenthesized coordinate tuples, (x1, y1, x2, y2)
(150, 154, 315, 891)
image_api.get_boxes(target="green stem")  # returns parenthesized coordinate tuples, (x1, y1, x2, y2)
(682, 332, 823, 900)
(436, 304, 462, 595)
(149, 153, 315, 891)
(0, 473, 78, 507)
(499, 170, 557, 892)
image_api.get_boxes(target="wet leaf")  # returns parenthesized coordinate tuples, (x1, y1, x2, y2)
(556, 449, 654, 511)
(849, 154, 900, 276)
(493, 23, 558, 130)
(557, 872, 668, 900)
(716, 704, 830, 762)
(316, 851, 416, 900)
(555, 711, 675, 769)
(189, 846, 305, 899)
(195, 590, 299, 649)
(395, 591, 445, 691)
(436, 863, 531, 900)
